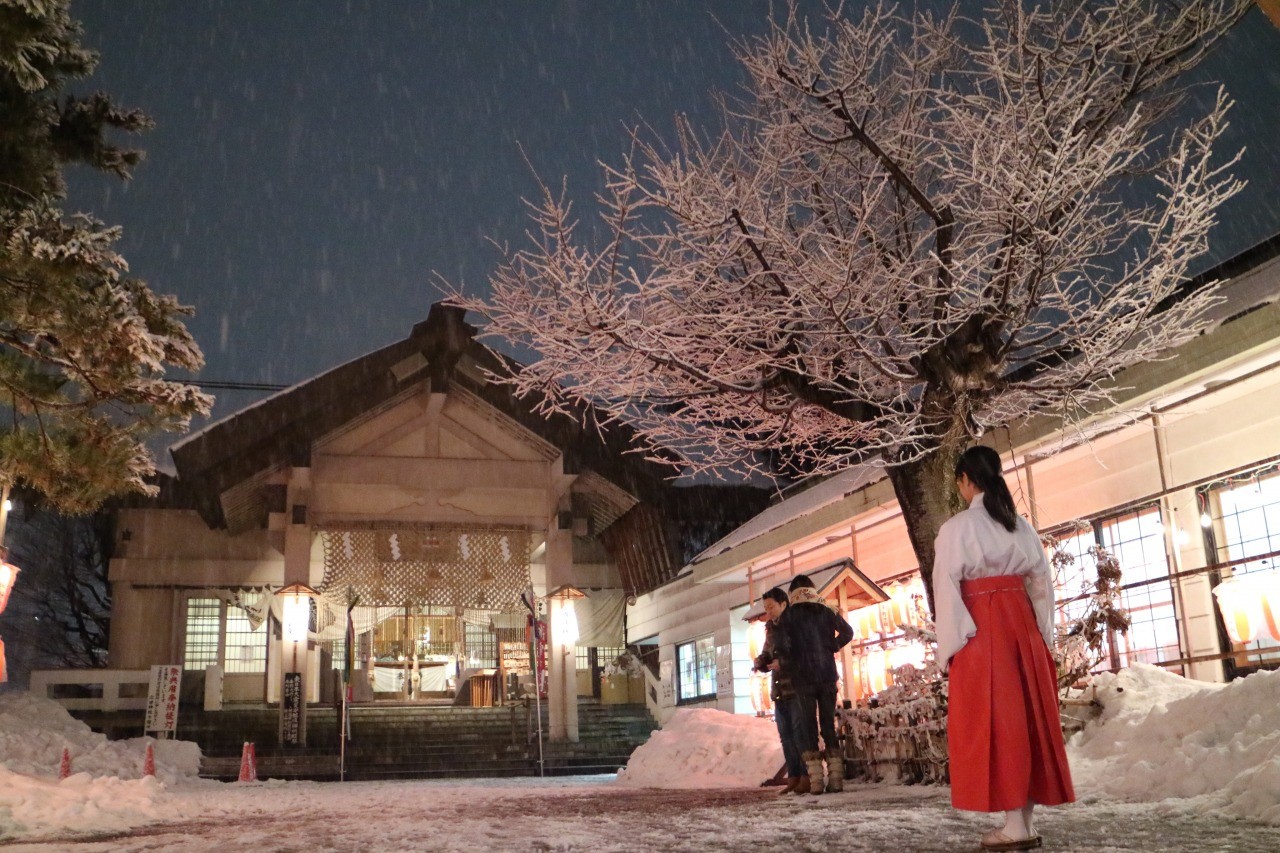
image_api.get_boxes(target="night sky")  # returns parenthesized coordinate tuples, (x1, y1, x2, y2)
(63, 2, 1280, 434)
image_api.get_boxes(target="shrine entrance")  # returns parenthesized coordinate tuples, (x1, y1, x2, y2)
(315, 523, 539, 707)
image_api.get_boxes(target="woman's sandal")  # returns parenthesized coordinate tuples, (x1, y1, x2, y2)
(980, 829, 1043, 851)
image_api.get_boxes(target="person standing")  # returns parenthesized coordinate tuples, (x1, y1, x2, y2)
(934, 446, 1075, 852)
(776, 573, 853, 795)
(754, 587, 809, 794)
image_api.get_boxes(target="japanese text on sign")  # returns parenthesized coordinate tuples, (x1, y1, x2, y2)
(282, 672, 302, 745)
(144, 665, 182, 733)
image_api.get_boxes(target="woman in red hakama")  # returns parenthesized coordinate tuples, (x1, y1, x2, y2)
(934, 446, 1075, 851)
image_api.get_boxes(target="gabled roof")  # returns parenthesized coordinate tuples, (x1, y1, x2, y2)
(169, 304, 686, 532)
(741, 557, 888, 620)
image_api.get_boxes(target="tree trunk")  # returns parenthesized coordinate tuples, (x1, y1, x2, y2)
(885, 445, 965, 617)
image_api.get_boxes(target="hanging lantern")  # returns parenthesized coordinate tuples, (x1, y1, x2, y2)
(879, 600, 901, 635)
(1212, 574, 1269, 645)
(864, 649, 889, 694)
(277, 582, 319, 643)
(852, 604, 881, 640)
(0, 559, 18, 615)
(1257, 570, 1280, 643)
(747, 619, 766, 662)
(750, 673, 773, 715)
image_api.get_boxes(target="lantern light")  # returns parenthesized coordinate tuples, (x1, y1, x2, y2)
(546, 584, 586, 649)
(1212, 570, 1280, 645)
(0, 559, 18, 616)
(277, 582, 319, 643)
(1200, 512, 1213, 529)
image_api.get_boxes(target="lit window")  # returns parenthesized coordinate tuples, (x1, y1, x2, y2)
(1208, 471, 1280, 666)
(182, 596, 268, 673)
(183, 598, 220, 670)
(676, 636, 716, 703)
(224, 607, 267, 674)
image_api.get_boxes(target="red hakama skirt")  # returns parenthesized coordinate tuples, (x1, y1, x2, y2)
(947, 575, 1075, 812)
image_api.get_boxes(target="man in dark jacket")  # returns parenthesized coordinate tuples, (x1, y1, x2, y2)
(776, 573, 854, 794)
(754, 587, 808, 793)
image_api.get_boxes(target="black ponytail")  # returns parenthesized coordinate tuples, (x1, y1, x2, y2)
(955, 446, 1018, 532)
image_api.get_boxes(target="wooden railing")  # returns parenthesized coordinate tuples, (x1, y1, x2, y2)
(28, 669, 151, 712)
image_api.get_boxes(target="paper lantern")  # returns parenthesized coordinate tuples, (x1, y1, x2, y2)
(1258, 571, 1280, 643)
(747, 619, 766, 662)
(0, 560, 17, 615)
(277, 582, 319, 643)
(864, 649, 890, 694)
(852, 605, 882, 640)
(1213, 573, 1264, 640)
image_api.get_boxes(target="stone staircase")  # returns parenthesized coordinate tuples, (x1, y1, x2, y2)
(178, 700, 657, 781)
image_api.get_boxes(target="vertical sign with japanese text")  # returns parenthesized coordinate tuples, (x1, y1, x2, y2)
(144, 665, 181, 734)
(282, 672, 302, 745)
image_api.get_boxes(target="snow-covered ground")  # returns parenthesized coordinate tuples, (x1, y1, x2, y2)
(1, 664, 1278, 851)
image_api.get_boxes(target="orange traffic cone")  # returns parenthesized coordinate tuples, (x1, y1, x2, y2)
(143, 743, 156, 777)
(237, 742, 257, 783)
(58, 747, 72, 780)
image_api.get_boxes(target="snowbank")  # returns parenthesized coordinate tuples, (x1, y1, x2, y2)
(0, 691, 200, 781)
(0, 690, 204, 839)
(617, 707, 783, 788)
(1068, 663, 1280, 825)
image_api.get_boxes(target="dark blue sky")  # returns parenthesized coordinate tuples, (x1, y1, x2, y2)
(65, 2, 1280, 431)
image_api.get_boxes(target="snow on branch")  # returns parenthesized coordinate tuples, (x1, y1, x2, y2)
(447, 0, 1250, 481)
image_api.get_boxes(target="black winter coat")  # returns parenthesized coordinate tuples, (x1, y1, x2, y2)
(775, 596, 854, 690)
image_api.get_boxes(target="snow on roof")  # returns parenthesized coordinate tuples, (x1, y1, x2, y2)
(167, 336, 393, 455)
(693, 464, 885, 565)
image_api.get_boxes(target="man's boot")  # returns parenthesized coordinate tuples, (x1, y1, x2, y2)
(791, 774, 810, 795)
(825, 749, 844, 793)
(778, 775, 801, 795)
(802, 750, 825, 795)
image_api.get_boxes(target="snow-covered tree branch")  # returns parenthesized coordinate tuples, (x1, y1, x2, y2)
(1, 0, 212, 512)
(448, 0, 1250, 605)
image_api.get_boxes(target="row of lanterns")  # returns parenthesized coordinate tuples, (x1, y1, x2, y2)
(1212, 569, 1280, 645)
(848, 576, 928, 641)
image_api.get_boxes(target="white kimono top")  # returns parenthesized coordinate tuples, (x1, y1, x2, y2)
(933, 492, 1055, 670)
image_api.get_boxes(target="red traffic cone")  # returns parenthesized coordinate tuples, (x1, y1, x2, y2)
(143, 743, 156, 777)
(237, 741, 257, 783)
(59, 747, 72, 780)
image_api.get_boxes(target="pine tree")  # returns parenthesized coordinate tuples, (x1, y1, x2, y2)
(0, 0, 211, 512)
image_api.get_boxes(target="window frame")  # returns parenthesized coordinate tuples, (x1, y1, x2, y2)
(1046, 502, 1182, 673)
(181, 594, 270, 674)
(674, 635, 717, 704)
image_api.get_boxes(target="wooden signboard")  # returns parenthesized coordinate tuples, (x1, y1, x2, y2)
(499, 641, 532, 675)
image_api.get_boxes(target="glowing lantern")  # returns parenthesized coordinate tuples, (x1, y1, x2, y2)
(747, 619, 766, 661)
(0, 559, 17, 615)
(1212, 572, 1280, 644)
(0, 558, 19, 685)
(277, 582, 319, 643)
(852, 605, 882, 640)
(1261, 575, 1280, 642)
(864, 649, 891, 694)
(750, 673, 773, 715)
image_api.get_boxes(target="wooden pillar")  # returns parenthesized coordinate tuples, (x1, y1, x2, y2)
(544, 522, 579, 742)
(279, 467, 313, 746)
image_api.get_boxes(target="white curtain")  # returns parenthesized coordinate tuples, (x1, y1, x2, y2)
(574, 589, 625, 648)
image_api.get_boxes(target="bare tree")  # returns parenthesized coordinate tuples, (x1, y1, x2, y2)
(2, 508, 112, 674)
(449, 0, 1250, 606)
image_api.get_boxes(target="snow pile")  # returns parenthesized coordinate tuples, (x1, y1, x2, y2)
(0, 690, 205, 840)
(0, 691, 200, 782)
(617, 707, 782, 788)
(1069, 663, 1280, 824)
